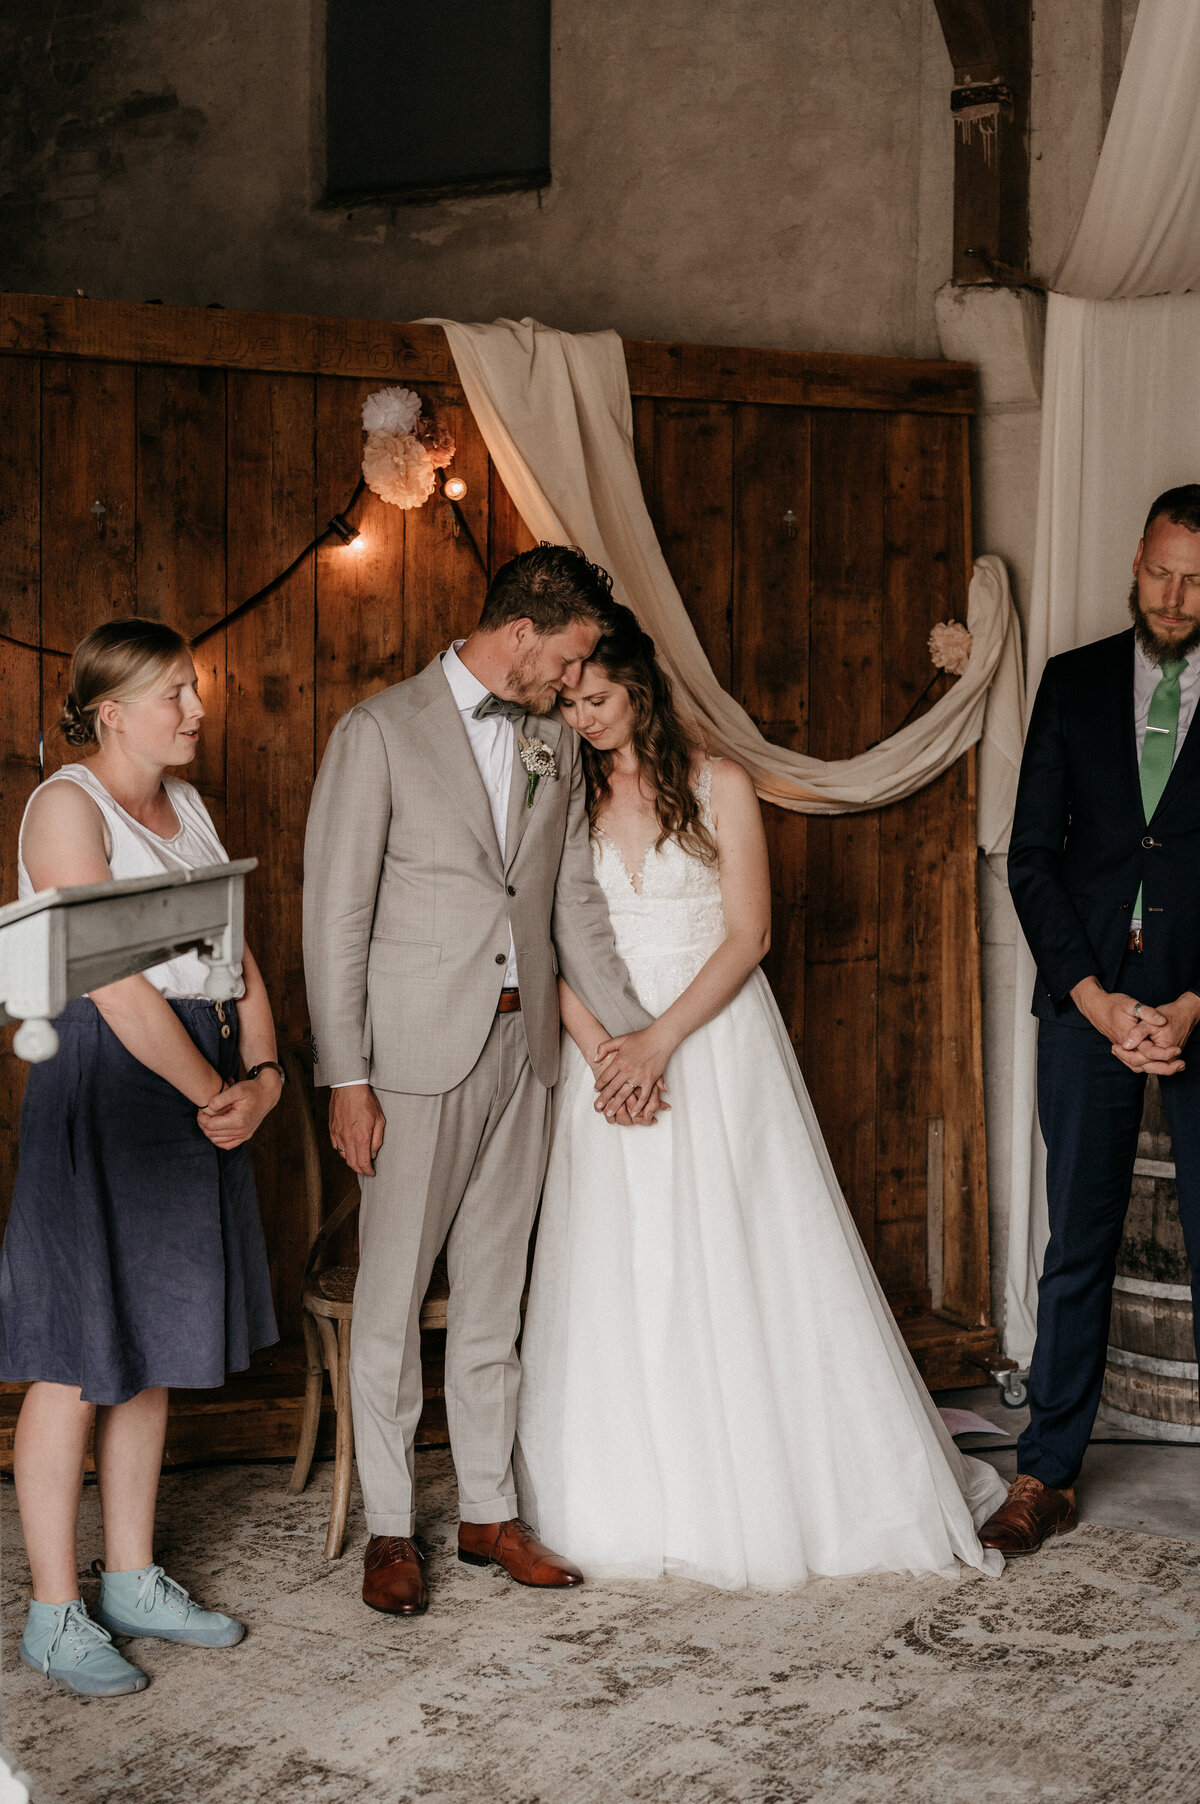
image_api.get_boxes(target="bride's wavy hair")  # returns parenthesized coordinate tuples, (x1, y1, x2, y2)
(579, 603, 717, 867)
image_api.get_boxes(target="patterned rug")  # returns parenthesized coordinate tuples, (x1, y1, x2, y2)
(4, 1454, 1200, 1803)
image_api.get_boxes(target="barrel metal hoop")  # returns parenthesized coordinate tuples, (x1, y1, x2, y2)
(1132, 1157, 1176, 1179)
(1096, 1402, 1200, 1443)
(1106, 1344, 1199, 1380)
(1113, 1273, 1193, 1303)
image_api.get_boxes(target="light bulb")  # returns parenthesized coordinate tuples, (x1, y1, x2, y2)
(443, 475, 467, 502)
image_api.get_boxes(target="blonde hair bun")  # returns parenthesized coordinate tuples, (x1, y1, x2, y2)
(60, 618, 191, 749)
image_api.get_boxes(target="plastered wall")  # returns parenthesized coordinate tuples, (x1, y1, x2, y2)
(1, 0, 955, 356)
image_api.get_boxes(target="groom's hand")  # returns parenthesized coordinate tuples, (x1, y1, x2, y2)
(329, 1084, 386, 1175)
(607, 1077, 669, 1127)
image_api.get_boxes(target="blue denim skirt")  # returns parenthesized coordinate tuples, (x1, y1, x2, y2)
(0, 997, 278, 1405)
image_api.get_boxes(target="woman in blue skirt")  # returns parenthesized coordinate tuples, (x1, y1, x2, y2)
(1, 619, 281, 1697)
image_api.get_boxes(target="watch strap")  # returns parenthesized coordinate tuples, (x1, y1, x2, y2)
(247, 1060, 286, 1085)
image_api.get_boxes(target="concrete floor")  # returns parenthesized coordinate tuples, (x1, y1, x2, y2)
(940, 1384, 1200, 1544)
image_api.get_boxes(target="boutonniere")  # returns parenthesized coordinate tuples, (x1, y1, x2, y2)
(519, 735, 558, 807)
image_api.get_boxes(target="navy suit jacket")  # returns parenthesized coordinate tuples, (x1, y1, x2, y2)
(1008, 628, 1200, 1022)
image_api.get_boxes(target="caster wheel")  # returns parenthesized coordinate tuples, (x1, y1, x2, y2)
(1000, 1376, 1028, 1409)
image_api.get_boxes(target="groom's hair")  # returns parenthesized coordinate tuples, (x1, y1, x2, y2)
(478, 543, 616, 637)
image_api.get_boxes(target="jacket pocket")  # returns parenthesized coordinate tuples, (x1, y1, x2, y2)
(367, 937, 441, 980)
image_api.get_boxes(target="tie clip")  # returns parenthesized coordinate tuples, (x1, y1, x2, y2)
(1146, 725, 1171, 733)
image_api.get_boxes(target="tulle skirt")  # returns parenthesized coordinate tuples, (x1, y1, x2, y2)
(515, 967, 1005, 1589)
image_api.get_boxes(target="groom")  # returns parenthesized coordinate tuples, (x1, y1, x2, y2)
(989, 486, 1200, 1556)
(303, 545, 658, 1615)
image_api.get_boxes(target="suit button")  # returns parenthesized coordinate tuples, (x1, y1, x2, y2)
(1142, 835, 1154, 848)
(507, 885, 516, 896)
(495, 953, 506, 964)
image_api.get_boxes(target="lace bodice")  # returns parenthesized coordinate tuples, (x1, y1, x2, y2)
(592, 759, 726, 1009)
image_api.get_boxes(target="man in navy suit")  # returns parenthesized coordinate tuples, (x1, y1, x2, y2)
(986, 485, 1200, 1556)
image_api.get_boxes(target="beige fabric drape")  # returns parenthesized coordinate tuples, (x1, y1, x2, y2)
(432, 317, 1024, 853)
(1005, 0, 1200, 1359)
(1055, 0, 1200, 301)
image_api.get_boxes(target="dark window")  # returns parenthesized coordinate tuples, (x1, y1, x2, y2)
(324, 0, 551, 205)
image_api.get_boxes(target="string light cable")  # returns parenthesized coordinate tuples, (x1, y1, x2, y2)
(0, 471, 485, 662)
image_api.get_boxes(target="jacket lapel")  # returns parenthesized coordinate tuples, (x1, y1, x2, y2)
(1104, 631, 1143, 824)
(405, 659, 503, 869)
(504, 715, 562, 873)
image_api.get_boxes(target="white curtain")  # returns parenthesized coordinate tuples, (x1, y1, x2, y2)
(433, 316, 1024, 851)
(1005, 0, 1200, 1357)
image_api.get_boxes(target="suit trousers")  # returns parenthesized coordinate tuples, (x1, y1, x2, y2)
(1019, 952, 1200, 1489)
(349, 1012, 553, 1536)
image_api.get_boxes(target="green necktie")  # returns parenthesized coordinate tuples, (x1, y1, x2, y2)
(1134, 657, 1187, 921)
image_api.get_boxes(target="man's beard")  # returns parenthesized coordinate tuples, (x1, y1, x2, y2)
(1128, 579, 1200, 663)
(503, 645, 558, 715)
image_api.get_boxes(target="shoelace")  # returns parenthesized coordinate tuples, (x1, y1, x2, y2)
(134, 1564, 192, 1620)
(42, 1602, 115, 1674)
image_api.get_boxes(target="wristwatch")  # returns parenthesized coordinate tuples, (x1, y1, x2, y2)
(247, 1060, 286, 1085)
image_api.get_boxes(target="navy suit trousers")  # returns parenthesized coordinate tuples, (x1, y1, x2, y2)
(1019, 953, 1200, 1488)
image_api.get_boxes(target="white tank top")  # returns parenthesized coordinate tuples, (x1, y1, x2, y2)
(17, 764, 246, 1001)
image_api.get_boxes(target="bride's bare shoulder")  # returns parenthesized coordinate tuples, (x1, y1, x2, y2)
(701, 754, 757, 806)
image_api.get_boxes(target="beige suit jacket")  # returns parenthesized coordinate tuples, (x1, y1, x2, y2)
(303, 653, 651, 1093)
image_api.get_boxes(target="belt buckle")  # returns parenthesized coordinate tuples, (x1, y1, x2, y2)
(1127, 928, 1144, 954)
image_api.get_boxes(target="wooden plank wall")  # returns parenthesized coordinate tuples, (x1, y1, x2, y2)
(0, 361, 513, 1346)
(0, 303, 990, 1465)
(632, 397, 980, 1317)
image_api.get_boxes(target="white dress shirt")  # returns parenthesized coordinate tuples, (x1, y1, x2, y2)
(1130, 637, 1200, 930)
(333, 643, 520, 1087)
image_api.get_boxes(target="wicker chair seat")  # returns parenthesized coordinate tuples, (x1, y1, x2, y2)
(303, 1265, 358, 1316)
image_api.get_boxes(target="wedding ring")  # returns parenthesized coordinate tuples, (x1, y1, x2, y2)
(1133, 1002, 1143, 1019)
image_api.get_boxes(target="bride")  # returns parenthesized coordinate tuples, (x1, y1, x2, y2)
(515, 605, 1006, 1589)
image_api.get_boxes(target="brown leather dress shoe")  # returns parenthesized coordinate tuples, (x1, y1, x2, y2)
(979, 1474, 1077, 1557)
(458, 1518, 584, 1587)
(362, 1535, 429, 1614)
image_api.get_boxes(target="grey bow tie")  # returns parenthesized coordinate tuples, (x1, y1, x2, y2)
(472, 693, 526, 723)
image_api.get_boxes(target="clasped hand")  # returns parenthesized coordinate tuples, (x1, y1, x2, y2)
(197, 1072, 281, 1149)
(592, 1026, 672, 1124)
(1073, 978, 1200, 1075)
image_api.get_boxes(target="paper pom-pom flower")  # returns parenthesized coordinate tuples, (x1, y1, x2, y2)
(928, 620, 973, 676)
(417, 413, 456, 470)
(360, 387, 458, 509)
(361, 386, 422, 437)
(362, 427, 437, 509)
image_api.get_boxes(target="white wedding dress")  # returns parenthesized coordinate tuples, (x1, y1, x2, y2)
(516, 762, 1005, 1589)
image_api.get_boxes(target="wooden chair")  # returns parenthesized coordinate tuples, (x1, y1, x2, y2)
(286, 1055, 450, 1559)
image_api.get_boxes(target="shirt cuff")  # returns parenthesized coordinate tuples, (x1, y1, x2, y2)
(331, 1080, 369, 1087)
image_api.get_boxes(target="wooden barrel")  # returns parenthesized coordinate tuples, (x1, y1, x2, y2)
(1099, 1078, 1200, 1440)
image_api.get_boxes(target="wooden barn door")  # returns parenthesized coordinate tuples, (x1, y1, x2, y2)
(0, 294, 995, 1475)
(632, 389, 992, 1378)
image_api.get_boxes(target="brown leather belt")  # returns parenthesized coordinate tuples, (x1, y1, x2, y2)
(496, 987, 522, 1014)
(1127, 929, 1144, 953)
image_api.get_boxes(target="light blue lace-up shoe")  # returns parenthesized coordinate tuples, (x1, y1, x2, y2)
(21, 1599, 149, 1696)
(96, 1564, 246, 1647)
